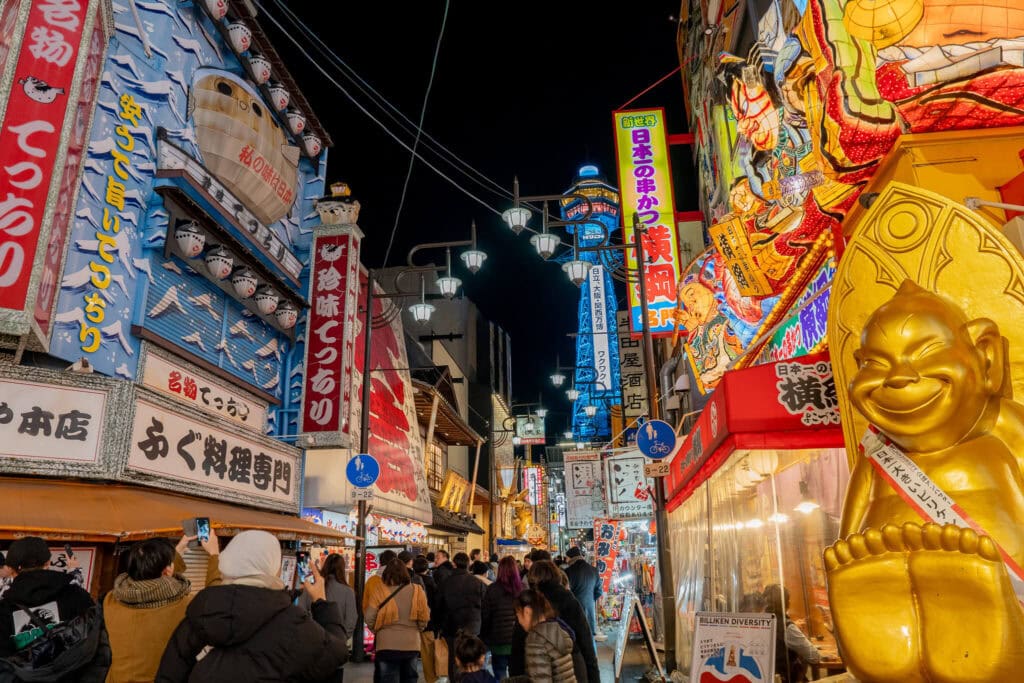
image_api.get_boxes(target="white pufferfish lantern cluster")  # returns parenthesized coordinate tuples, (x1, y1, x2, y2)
(203, 0, 321, 159)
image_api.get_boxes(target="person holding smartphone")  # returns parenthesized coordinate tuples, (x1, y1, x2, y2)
(156, 529, 348, 682)
(104, 528, 221, 683)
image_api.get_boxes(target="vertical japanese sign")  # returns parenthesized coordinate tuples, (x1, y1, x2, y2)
(565, 450, 606, 528)
(301, 227, 361, 445)
(613, 109, 680, 336)
(617, 311, 648, 418)
(522, 465, 545, 508)
(588, 266, 612, 391)
(0, 0, 88, 314)
(593, 518, 621, 593)
(34, 10, 107, 339)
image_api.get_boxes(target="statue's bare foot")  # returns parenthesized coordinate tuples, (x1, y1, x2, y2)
(825, 522, 1024, 683)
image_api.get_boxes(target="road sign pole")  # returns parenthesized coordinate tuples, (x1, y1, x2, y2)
(352, 269, 374, 664)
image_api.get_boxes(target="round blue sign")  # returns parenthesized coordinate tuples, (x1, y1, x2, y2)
(637, 419, 677, 460)
(346, 453, 380, 488)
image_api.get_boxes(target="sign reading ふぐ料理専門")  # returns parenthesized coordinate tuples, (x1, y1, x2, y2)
(613, 109, 680, 336)
(127, 398, 299, 510)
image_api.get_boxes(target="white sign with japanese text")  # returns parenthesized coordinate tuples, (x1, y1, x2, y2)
(589, 266, 612, 392)
(0, 547, 97, 601)
(128, 399, 298, 506)
(617, 312, 648, 418)
(605, 451, 654, 518)
(0, 379, 106, 463)
(565, 450, 606, 528)
(142, 352, 267, 429)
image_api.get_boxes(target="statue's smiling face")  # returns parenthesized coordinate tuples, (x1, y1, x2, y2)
(851, 284, 994, 452)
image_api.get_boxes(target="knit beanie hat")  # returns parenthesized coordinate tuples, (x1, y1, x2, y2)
(218, 530, 281, 579)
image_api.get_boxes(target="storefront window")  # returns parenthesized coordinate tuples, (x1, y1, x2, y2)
(671, 447, 849, 672)
(426, 439, 447, 491)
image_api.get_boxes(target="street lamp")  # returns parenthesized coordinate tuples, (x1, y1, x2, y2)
(435, 248, 461, 299)
(561, 259, 592, 287)
(566, 387, 580, 401)
(550, 370, 567, 387)
(583, 404, 598, 418)
(352, 224, 484, 663)
(530, 231, 561, 259)
(563, 430, 574, 440)
(535, 407, 548, 418)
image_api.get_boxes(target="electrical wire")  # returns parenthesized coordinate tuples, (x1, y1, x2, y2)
(266, 0, 513, 202)
(251, 0, 504, 218)
(384, 0, 450, 267)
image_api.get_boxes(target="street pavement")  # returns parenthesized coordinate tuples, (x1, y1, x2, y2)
(344, 635, 658, 681)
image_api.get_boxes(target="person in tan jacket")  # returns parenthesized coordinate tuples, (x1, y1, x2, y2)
(364, 558, 429, 683)
(103, 530, 220, 682)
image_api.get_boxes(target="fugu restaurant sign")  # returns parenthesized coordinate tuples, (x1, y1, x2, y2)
(0, 0, 89, 324)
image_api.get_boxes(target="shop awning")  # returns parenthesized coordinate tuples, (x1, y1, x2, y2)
(429, 501, 486, 535)
(0, 478, 358, 545)
(666, 352, 845, 511)
(413, 379, 484, 446)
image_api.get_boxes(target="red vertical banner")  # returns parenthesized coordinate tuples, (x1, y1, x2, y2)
(301, 227, 361, 443)
(0, 0, 88, 310)
(34, 12, 107, 337)
(594, 518, 620, 593)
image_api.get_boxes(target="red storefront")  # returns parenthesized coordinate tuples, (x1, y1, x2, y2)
(665, 352, 848, 677)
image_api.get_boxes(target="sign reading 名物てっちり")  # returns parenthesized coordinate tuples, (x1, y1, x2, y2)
(141, 351, 267, 429)
(0, 378, 106, 464)
(301, 228, 362, 445)
(690, 612, 776, 683)
(128, 399, 299, 509)
(0, 0, 88, 315)
(613, 109, 680, 337)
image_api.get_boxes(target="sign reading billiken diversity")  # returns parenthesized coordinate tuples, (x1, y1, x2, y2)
(613, 109, 680, 336)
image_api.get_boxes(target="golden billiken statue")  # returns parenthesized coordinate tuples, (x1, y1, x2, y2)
(825, 281, 1024, 682)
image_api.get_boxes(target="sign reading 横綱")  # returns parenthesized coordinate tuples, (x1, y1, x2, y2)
(613, 109, 680, 336)
(141, 350, 268, 429)
(617, 311, 648, 418)
(588, 265, 612, 391)
(128, 398, 300, 511)
(0, 0, 90, 327)
(301, 226, 362, 446)
(0, 378, 106, 464)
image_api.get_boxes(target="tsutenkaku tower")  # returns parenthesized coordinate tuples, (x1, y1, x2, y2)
(560, 165, 623, 441)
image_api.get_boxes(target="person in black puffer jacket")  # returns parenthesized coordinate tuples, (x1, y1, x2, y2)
(155, 530, 347, 682)
(480, 556, 523, 680)
(509, 560, 599, 683)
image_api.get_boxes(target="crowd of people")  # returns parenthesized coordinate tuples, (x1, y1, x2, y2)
(0, 537, 606, 683)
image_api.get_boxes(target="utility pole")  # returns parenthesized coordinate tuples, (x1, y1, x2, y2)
(351, 268, 375, 663)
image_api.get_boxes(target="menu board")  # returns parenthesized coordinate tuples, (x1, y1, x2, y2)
(613, 591, 664, 681)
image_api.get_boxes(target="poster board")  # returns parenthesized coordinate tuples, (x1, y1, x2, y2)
(613, 591, 665, 681)
(690, 612, 776, 683)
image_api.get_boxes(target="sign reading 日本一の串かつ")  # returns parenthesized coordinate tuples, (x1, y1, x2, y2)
(613, 109, 680, 336)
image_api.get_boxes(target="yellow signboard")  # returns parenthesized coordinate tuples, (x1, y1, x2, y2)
(613, 108, 681, 336)
(439, 470, 470, 512)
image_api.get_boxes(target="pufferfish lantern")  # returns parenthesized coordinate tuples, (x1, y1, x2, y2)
(315, 182, 361, 226)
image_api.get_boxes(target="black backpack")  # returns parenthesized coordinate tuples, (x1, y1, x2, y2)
(1, 602, 104, 682)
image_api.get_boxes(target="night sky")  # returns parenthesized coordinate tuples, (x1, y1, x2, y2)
(259, 0, 691, 429)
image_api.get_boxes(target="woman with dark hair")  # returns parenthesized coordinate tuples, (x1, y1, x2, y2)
(470, 560, 492, 586)
(481, 556, 523, 680)
(514, 589, 584, 683)
(298, 553, 357, 681)
(763, 583, 820, 683)
(105, 533, 220, 682)
(364, 558, 430, 683)
(526, 560, 598, 683)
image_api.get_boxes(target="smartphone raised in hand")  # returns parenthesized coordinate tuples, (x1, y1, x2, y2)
(182, 518, 210, 549)
(195, 517, 210, 544)
(296, 551, 314, 586)
(64, 544, 74, 559)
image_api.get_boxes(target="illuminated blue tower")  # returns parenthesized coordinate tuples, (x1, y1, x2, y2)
(560, 166, 622, 441)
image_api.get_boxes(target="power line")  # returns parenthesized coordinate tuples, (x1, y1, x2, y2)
(252, 0, 504, 219)
(383, 0, 450, 267)
(266, 0, 513, 203)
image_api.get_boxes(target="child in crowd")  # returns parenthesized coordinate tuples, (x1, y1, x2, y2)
(453, 632, 497, 683)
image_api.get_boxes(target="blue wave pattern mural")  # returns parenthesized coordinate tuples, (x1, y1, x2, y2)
(48, 0, 326, 437)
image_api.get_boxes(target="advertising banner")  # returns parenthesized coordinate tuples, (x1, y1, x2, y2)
(301, 227, 361, 445)
(521, 465, 545, 508)
(690, 612, 776, 683)
(565, 450, 606, 529)
(613, 108, 680, 336)
(593, 518, 621, 593)
(588, 265, 612, 391)
(515, 414, 545, 446)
